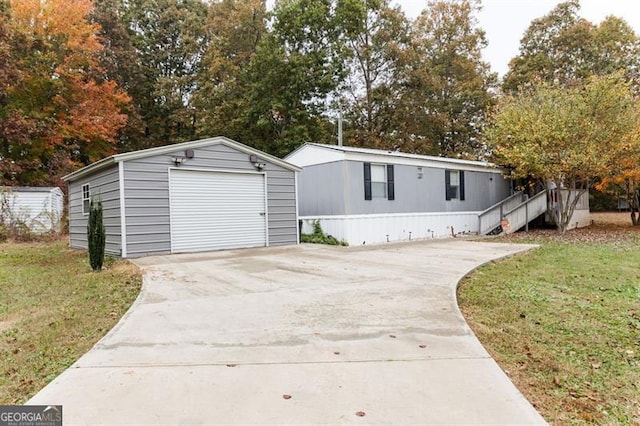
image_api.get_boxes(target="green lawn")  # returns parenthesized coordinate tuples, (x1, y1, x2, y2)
(0, 240, 141, 403)
(459, 221, 640, 425)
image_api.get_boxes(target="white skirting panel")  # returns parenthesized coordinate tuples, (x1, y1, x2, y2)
(567, 209, 590, 230)
(300, 212, 481, 246)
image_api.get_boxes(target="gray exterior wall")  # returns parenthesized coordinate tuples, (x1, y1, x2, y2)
(297, 161, 346, 216)
(68, 166, 121, 256)
(298, 160, 511, 216)
(123, 143, 297, 257)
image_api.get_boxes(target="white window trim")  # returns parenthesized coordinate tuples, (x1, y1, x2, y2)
(82, 184, 91, 216)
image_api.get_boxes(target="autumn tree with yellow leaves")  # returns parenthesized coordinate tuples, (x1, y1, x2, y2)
(486, 73, 640, 232)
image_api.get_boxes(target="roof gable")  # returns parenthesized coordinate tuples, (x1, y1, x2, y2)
(63, 136, 301, 182)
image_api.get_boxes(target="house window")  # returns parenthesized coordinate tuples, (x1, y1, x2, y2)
(371, 164, 387, 198)
(445, 170, 465, 201)
(82, 184, 91, 215)
(364, 163, 394, 201)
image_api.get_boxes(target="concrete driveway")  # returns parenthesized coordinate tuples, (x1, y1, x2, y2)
(29, 240, 546, 424)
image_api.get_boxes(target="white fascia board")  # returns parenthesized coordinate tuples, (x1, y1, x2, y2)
(63, 156, 117, 182)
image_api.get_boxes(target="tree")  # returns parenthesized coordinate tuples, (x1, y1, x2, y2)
(335, 0, 411, 149)
(595, 129, 640, 226)
(596, 167, 640, 226)
(0, 0, 25, 184)
(238, 0, 342, 156)
(0, 0, 13, 107)
(91, 0, 149, 151)
(503, 0, 640, 92)
(486, 74, 640, 233)
(1, 0, 130, 187)
(397, 0, 495, 157)
(124, 0, 208, 146)
(193, 0, 267, 143)
(87, 198, 106, 271)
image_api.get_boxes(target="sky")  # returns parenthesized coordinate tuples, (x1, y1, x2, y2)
(395, 0, 640, 77)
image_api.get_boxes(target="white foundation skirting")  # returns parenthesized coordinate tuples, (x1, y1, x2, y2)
(300, 212, 481, 246)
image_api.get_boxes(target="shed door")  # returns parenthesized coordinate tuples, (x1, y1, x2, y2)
(169, 169, 267, 253)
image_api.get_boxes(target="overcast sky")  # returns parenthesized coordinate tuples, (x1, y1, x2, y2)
(396, 0, 640, 77)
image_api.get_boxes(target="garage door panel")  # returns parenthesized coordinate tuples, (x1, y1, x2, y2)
(170, 170, 267, 253)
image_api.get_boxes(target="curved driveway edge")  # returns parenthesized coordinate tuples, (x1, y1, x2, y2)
(29, 239, 547, 425)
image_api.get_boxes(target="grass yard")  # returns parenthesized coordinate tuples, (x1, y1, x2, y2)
(459, 213, 640, 425)
(0, 239, 141, 404)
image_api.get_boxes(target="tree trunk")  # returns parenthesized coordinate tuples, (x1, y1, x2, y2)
(629, 186, 640, 226)
(552, 182, 586, 234)
(556, 188, 566, 234)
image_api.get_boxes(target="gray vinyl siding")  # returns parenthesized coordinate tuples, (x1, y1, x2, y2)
(297, 161, 347, 216)
(298, 160, 510, 216)
(123, 143, 296, 257)
(345, 161, 509, 214)
(68, 166, 121, 255)
(266, 169, 297, 246)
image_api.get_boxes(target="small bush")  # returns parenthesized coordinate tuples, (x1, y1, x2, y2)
(87, 198, 106, 271)
(300, 221, 347, 246)
(11, 223, 36, 242)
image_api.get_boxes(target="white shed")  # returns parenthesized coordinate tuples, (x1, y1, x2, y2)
(0, 187, 64, 233)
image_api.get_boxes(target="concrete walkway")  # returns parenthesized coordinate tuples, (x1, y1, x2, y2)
(29, 240, 547, 425)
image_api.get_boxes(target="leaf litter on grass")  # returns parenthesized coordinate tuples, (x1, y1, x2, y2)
(0, 239, 141, 404)
(460, 213, 640, 425)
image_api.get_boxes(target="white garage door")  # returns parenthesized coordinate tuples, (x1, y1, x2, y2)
(169, 169, 267, 253)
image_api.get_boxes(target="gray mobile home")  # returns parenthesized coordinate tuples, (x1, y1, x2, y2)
(64, 137, 300, 258)
(285, 143, 512, 245)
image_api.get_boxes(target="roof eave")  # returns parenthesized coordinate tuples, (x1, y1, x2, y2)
(303, 143, 499, 170)
(63, 136, 300, 183)
(111, 136, 301, 171)
(63, 156, 117, 182)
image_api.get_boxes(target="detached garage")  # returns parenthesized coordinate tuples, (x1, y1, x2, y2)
(64, 136, 301, 258)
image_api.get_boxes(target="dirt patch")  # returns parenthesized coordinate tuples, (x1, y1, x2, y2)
(590, 211, 636, 226)
(0, 318, 17, 333)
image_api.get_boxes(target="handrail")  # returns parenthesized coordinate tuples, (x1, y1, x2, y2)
(503, 190, 548, 217)
(478, 191, 525, 235)
(479, 189, 549, 235)
(478, 191, 523, 218)
(502, 189, 549, 234)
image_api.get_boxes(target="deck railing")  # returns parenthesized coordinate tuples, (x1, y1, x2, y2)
(502, 190, 548, 234)
(478, 191, 525, 235)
